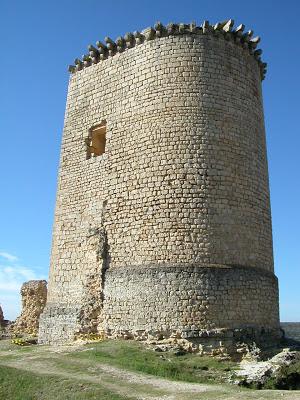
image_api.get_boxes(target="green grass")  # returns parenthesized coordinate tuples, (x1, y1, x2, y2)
(68, 339, 236, 384)
(0, 365, 131, 400)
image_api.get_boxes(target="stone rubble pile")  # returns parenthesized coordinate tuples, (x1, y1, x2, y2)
(234, 348, 300, 386)
(104, 328, 279, 358)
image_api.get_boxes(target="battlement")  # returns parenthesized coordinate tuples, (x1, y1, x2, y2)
(68, 19, 266, 80)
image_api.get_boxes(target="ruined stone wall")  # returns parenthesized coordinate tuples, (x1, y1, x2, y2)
(14, 280, 47, 335)
(39, 23, 279, 344)
(0, 305, 4, 327)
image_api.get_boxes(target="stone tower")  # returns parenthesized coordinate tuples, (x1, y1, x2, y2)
(39, 20, 280, 348)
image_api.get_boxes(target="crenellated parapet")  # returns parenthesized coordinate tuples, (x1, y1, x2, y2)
(68, 19, 267, 80)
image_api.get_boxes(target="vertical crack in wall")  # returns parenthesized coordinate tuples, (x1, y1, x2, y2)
(99, 199, 110, 319)
(79, 200, 109, 334)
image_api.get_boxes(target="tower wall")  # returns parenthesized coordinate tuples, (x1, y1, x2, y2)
(39, 26, 280, 345)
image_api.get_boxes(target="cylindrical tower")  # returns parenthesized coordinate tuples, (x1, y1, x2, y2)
(39, 20, 280, 348)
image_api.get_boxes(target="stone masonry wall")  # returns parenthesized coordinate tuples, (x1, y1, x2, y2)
(39, 24, 279, 344)
(103, 265, 279, 335)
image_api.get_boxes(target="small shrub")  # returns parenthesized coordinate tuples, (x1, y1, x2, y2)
(75, 332, 106, 342)
(11, 338, 29, 346)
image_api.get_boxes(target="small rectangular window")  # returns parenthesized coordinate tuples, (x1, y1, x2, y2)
(86, 122, 106, 158)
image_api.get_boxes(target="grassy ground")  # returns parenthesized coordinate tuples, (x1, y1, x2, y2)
(0, 365, 131, 400)
(68, 339, 236, 383)
(1, 339, 300, 399)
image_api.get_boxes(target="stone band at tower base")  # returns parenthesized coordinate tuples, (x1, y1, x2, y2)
(39, 264, 281, 348)
(102, 265, 281, 351)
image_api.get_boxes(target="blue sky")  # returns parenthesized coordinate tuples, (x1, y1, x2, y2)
(0, 0, 299, 321)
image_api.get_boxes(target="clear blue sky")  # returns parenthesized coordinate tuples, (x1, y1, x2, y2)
(0, 0, 299, 321)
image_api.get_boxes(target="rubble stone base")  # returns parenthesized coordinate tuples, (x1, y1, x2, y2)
(38, 304, 81, 344)
(38, 265, 281, 348)
(102, 264, 281, 349)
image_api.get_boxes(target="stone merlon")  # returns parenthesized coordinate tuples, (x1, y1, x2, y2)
(68, 19, 267, 80)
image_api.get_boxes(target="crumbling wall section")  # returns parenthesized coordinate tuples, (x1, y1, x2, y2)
(14, 280, 47, 335)
(78, 205, 109, 333)
(39, 201, 108, 343)
(0, 305, 4, 327)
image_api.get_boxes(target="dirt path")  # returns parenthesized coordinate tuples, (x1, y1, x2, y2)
(0, 353, 213, 400)
(1, 346, 300, 400)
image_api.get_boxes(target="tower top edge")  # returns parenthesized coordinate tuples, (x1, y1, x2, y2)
(69, 19, 267, 80)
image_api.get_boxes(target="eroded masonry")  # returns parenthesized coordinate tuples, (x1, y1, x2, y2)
(38, 20, 280, 348)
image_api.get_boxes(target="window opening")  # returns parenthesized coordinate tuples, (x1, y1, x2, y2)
(86, 122, 106, 158)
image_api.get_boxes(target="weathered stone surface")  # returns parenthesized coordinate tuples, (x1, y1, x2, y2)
(14, 280, 47, 335)
(38, 304, 81, 344)
(234, 349, 300, 386)
(101, 265, 280, 354)
(0, 305, 4, 326)
(102, 266, 279, 341)
(0, 305, 13, 339)
(38, 21, 279, 347)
